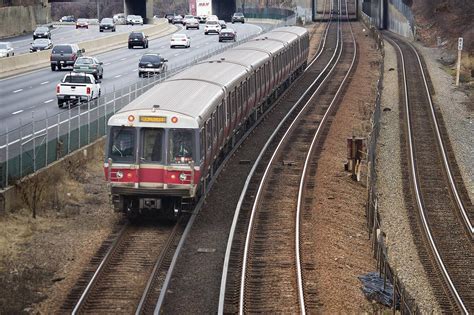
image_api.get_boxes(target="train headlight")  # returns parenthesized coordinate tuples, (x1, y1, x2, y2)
(179, 173, 187, 181)
(116, 171, 123, 179)
(171, 116, 178, 123)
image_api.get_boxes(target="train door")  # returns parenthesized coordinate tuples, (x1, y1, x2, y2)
(138, 127, 165, 187)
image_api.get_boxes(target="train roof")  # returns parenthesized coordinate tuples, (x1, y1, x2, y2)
(115, 79, 224, 126)
(209, 49, 269, 70)
(258, 31, 299, 45)
(169, 61, 249, 91)
(272, 26, 309, 37)
(235, 38, 285, 55)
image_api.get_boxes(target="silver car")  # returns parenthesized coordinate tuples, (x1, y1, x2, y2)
(185, 18, 199, 30)
(0, 42, 14, 58)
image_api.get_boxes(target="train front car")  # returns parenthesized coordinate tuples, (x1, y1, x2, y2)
(104, 80, 224, 218)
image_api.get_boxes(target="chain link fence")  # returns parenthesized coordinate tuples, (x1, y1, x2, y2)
(361, 11, 420, 314)
(0, 16, 295, 189)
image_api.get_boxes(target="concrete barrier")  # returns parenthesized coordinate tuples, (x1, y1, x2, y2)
(0, 19, 177, 79)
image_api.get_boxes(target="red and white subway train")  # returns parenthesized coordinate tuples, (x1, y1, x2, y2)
(104, 26, 309, 217)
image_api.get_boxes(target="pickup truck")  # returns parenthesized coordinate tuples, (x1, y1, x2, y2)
(56, 73, 101, 108)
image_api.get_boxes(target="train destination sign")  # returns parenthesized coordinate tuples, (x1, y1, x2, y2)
(139, 116, 167, 123)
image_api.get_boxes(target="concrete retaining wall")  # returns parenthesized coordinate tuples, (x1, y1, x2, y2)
(0, 19, 177, 78)
(0, 3, 51, 38)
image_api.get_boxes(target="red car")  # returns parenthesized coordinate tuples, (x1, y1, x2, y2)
(76, 18, 89, 29)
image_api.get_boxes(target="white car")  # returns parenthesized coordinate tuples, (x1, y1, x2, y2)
(204, 20, 221, 34)
(0, 42, 14, 58)
(56, 73, 101, 108)
(207, 15, 219, 21)
(128, 15, 143, 25)
(170, 34, 191, 48)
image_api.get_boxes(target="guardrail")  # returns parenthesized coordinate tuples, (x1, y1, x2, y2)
(0, 16, 295, 189)
(362, 11, 420, 314)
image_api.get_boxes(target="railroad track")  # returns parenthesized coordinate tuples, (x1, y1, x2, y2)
(62, 218, 186, 314)
(218, 0, 358, 312)
(385, 32, 473, 313)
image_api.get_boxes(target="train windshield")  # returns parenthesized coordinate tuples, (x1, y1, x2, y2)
(109, 127, 136, 162)
(141, 128, 164, 162)
(168, 129, 194, 164)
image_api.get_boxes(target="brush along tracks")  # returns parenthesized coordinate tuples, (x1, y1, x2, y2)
(385, 32, 473, 313)
(63, 218, 186, 314)
(218, 0, 358, 312)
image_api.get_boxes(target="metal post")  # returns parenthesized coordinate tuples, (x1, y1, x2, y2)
(32, 111, 36, 172)
(57, 113, 60, 159)
(104, 94, 108, 135)
(68, 107, 71, 154)
(19, 119, 23, 177)
(78, 104, 81, 148)
(455, 37, 463, 86)
(88, 101, 91, 144)
(5, 126, 9, 187)
(45, 110, 49, 167)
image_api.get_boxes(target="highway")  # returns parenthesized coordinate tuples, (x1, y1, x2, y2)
(0, 22, 263, 135)
(7, 24, 149, 55)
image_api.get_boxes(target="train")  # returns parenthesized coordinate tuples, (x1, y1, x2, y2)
(104, 26, 310, 218)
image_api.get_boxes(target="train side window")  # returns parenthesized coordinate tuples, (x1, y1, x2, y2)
(168, 128, 194, 164)
(226, 95, 231, 124)
(237, 84, 242, 114)
(218, 103, 223, 132)
(200, 129, 205, 162)
(231, 89, 236, 116)
(212, 113, 217, 141)
(206, 120, 212, 151)
(141, 128, 164, 162)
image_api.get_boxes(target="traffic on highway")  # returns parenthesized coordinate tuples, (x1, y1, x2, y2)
(0, 19, 262, 134)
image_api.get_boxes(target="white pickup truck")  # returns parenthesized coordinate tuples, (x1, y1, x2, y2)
(56, 73, 101, 108)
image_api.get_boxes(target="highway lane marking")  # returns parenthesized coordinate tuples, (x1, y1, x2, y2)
(44, 99, 54, 104)
(40, 81, 49, 85)
(133, 69, 138, 72)
(11, 110, 23, 115)
(13, 89, 23, 93)
(120, 58, 127, 61)
(174, 53, 179, 56)
(105, 63, 111, 66)
(114, 74, 122, 78)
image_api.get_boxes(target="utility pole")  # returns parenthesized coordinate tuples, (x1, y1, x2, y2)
(97, 0, 100, 21)
(455, 37, 463, 86)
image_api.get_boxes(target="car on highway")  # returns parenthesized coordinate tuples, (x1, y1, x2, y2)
(56, 72, 101, 108)
(60, 15, 75, 22)
(113, 13, 126, 24)
(232, 12, 245, 23)
(207, 15, 219, 21)
(30, 38, 53, 52)
(73, 56, 103, 80)
(172, 15, 184, 24)
(50, 44, 84, 71)
(204, 20, 221, 35)
(128, 31, 148, 49)
(33, 26, 51, 40)
(99, 18, 116, 32)
(198, 15, 207, 23)
(165, 13, 175, 23)
(170, 33, 191, 48)
(127, 15, 143, 25)
(218, 20, 227, 29)
(76, 18, 89, 29)
(185, 17, 199, 30)
(218, 28, 236, 42)
(183, 14, 194, 23)
(138, 53, 168, 77)
(0, 42, 14, 58)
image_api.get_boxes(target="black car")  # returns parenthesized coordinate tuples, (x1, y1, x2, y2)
(128, 32, 148, 49)
(30, 38, 53, 52)
(232, 12, 245, 23)
(33, 26, 51, 40)
(165, 13, 175, 23)
(100, 18, 116, 32)
(219, 29, 236, 42)
(138, 53, 168, 77)
(50, 44, 85, 71)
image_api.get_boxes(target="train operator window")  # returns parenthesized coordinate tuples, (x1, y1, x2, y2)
(142, 128, 164, 162)
(109, 127, 135, 162)
(169, 129, 194, 164)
